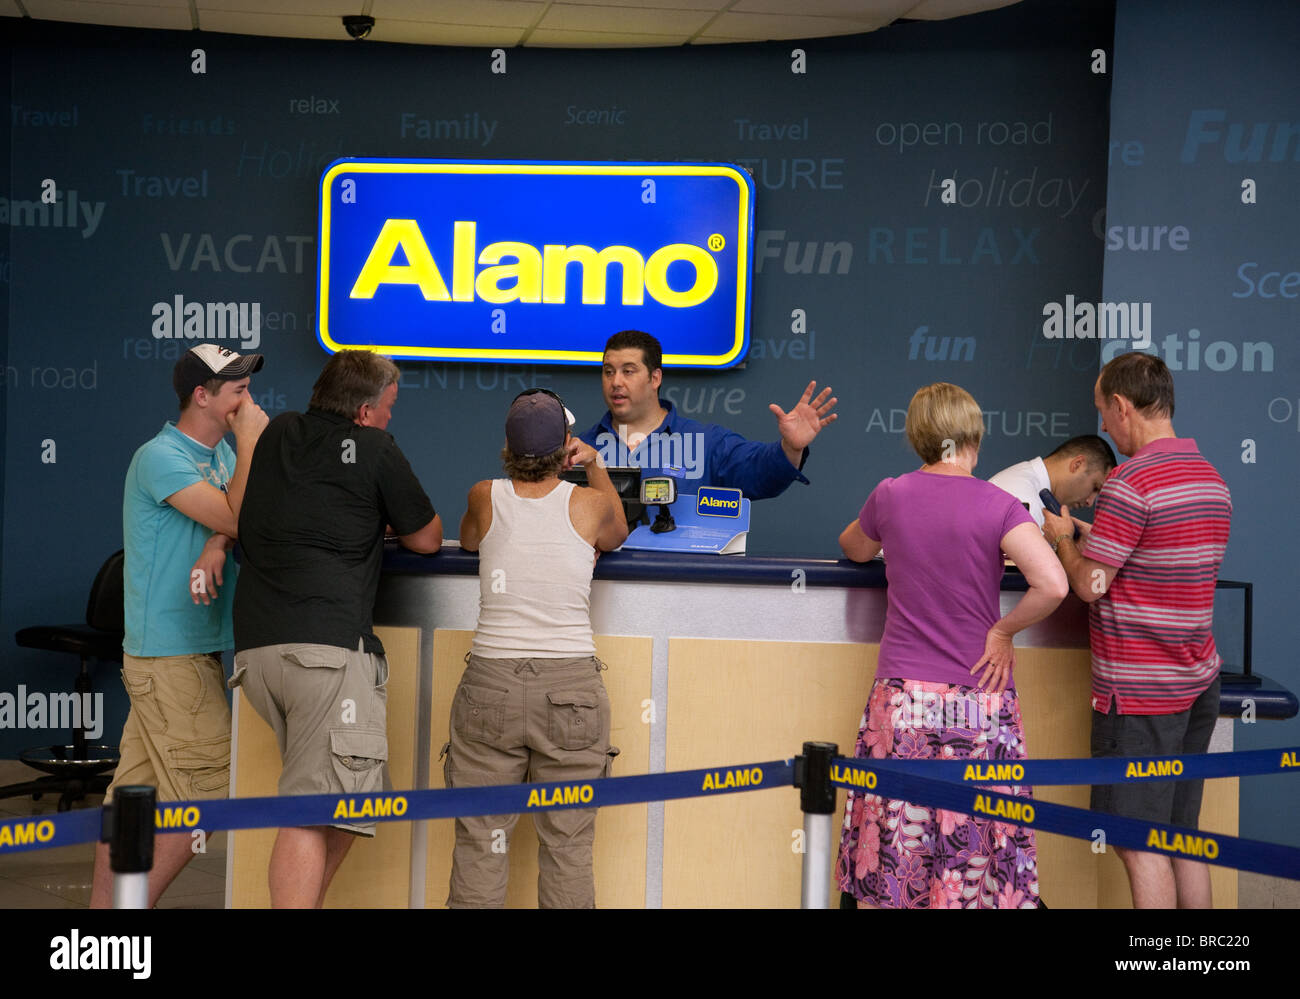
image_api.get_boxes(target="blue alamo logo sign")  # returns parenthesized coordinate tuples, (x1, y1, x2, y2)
(317, 159, 753, 367)
(696, 486, 743, 517)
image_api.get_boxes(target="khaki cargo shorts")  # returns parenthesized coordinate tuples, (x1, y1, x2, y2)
(231, 642, 389, 836)
(106, 652, 232, 804)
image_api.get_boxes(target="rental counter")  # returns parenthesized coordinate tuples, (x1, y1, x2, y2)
(226, 544, 1289, 908)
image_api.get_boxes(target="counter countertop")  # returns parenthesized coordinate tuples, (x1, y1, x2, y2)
(381, 542, 1295, 719)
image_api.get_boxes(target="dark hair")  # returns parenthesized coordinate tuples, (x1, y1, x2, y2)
(178, 377, 227, 412)
(1099, 352, 1175, 419)
(501, 444, 567, 482)
(1048, 434, 1117, 472)
(309, 350, 400, 420)
(603, 329, 662, 374)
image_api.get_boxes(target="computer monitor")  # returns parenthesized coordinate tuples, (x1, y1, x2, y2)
(1215, 580, 1257, 686)
(560, 467, 645, 529)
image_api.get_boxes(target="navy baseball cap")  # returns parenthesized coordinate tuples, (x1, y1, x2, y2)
(505, 389, 575, 457)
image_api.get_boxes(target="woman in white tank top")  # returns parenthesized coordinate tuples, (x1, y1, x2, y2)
(444, 389, 627, 908)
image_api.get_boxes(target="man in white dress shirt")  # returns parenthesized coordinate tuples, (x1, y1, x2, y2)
(988, 434, 1115, 526)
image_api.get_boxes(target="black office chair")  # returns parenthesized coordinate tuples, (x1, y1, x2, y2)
(0, 550, 123, 811)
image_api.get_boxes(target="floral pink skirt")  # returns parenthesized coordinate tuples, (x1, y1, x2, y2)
(836, 677, 1041, 909)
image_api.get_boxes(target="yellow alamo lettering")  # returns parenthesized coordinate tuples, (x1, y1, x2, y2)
(829, 764, 876, 789)
(1125, 759, 1184, 778)
(962, 763, 1025, 782)
(332, 796, 409, 820)
(1146, 828, 1219, 859)
(526, 784, 595, 808)
(701, 497, 740, 509)
(972, 794, 1034, 824)
(1281, 751, 1299, 768)
(349, 219, 719, 308)
(155, 806, 201, 829)
(0, 820, 55, 848)
(701, 767, 764, 791)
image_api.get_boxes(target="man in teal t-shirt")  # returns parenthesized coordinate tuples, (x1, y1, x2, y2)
(90, 344, 268, 908)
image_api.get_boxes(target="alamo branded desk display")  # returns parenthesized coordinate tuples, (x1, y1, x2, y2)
(621, 484, 752, 555)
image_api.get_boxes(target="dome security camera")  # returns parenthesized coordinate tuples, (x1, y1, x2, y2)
(343, 15, 374, 40)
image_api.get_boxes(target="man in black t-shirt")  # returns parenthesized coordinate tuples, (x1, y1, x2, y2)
(232, 350, 441, 908)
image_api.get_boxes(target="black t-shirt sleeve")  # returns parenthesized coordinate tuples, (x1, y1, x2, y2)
(376, 436, 436, 536)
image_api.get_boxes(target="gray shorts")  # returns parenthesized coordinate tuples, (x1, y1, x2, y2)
(1090, 677, 1221, 829)
(232, 642, 389, 836)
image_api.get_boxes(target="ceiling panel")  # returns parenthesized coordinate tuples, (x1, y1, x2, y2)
(734, 0, 903, 19)
(707, 9, 892, 39)
(528, 26, 691, 46)
(199, 9, 363, 41)
(909, 0, 1022, 19)
(22, 0, 191, 30)
(370, 20, 529, 46)
(373, 0, 544, 29)
(198, 0, 355, 14)
(537, 3, 713, 34)
(578, 0, 728, 9)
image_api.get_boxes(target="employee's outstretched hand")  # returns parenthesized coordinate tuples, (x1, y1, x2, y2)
(770, 380, 838, 468)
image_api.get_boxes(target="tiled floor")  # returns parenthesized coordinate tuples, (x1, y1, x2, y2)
(1239, 871, 1300, 909)
(0, 760, 225, 909)
(1, 759, 1295, 907)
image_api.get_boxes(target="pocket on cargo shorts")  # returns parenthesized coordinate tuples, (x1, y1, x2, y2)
(167, 734, 230, 797)
(122, 669, 168, 734)
(284, 645, 349, 671)
(452, 683, 510, 745)
(330, 728, 388, 795)
(547, 690, 600, 751)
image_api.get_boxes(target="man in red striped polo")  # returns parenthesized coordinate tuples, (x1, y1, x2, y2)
(1042, 352, 1232, 909)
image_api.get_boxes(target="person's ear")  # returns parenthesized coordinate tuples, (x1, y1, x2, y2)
(650, 367, 663, 391)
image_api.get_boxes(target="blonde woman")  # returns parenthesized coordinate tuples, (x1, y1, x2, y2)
(836, 383, 1067, 909)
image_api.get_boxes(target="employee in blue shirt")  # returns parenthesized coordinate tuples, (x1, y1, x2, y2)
(578, 330, 837, 499)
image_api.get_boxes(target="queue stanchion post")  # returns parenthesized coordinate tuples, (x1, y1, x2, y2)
(108, 785, 155, 909)
(796, 741, 838, 909)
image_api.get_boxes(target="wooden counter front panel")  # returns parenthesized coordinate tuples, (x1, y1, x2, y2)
(664, 638, 875, 908)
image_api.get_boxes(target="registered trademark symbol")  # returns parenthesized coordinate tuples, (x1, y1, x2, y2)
(708, 233, 725, 251)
